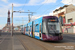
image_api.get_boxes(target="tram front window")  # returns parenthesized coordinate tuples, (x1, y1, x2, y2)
(48, 22, 61, 34)
(43, 18, 62, 36)
(42, 21, 47, 34)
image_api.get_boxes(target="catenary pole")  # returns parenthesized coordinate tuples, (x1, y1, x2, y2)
(11, 4, 13, 36)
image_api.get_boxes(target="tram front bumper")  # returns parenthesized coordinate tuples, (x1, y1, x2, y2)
(42, 35, 63, 41)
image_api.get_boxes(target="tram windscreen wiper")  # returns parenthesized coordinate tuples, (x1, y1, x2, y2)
(50, 27, 56, 34)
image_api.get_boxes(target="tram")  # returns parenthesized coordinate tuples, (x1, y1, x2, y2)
(23, 16, 63, 41)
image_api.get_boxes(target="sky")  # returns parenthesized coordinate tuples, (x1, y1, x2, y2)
(0, 0, 75, 29)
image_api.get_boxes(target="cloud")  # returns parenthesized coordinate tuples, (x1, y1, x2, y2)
(0, 3, 25, 18)
(61, 0, 75, 5)
(9, 0, 57, 6)
(0, 0, 57, 7)
(0, 4, 9, 29)
(55, 7, 60, 9)
(25, 0, 57, 6)
(1, 0, 8, 3)
(49, 12, 53, 15)
(42, 0, 57, 4)
(9, 3, 24, 7)
(31, 15, 42, 20)
(25, 0, 43, 5)
(0, 3, 27, 29)
(13, 16, 28, 17)
(31, 15, 50, 21)
(0, 7, 8, 17)
(48, 6, 60, 16)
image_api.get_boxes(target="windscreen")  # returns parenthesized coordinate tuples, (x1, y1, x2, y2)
(47, 18, 61, 34)
(48, 22, 61, 33)
(43, 17, 62, 36)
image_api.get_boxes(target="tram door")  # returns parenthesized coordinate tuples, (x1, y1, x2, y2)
(30, 26, 32, 37)
(33, 25, 35, 37)
(29, 26, 30, 36)
(39, 23, 42, 39)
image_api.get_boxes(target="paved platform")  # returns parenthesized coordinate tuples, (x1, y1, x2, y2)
(0, 32, 25, 50)
(13, 36, 25, 50)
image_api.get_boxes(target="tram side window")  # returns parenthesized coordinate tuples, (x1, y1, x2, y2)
(27, 26, 28, 31)
(29, 26, 30, 31)
(43, 21, 47, 34)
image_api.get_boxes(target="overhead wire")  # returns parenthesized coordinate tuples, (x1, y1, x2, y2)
(44, 0, 73, 15)
(21, 0, 27, 10)
(12, 0, 28, 26)
(35, 0, 48, 12)
(30, 0, 48, 20)
(37, 0, 72, 16)
(37, 2, 62, 16)
(18, 0, 27, 25)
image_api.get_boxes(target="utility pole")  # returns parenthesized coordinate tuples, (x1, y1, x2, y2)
(28, 10, 30, 22)
(11, 4, 35, 36)
(13, 10, 35, 23)
(28, 10, 34, 23)
(28, 14, 30, 22)
(11, 4, 13, 36)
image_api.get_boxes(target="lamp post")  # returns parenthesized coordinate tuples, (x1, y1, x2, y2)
(11, 4, 13, 36)
(28, 10, 30, 22)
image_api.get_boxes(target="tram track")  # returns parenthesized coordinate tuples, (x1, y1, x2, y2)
(15, 33, 75, 50)
(23, 36, 48, 50)
(18, 35, 64, 50)
(13, 33, 28, 50)
(22, 35, 75, 50)
(17, 36, 29, 50)
(17, 35, 47, 50)
(22, 35, 62, 50)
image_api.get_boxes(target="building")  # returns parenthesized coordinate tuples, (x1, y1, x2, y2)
(62, 11, 75, 33)
(2, 10, 11, 32)
(53, 4, 75, 33)
(66, 11, 75, 23)
(7, 10, 10, 26)
(53, 4, 75, 25)
(2, 24, 11, 32)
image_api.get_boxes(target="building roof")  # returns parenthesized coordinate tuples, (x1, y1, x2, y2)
(63, 5, 69, 7)
(53, 5, 69, 12)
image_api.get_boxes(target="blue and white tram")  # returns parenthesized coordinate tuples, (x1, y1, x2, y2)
(23, 16, 63, 41)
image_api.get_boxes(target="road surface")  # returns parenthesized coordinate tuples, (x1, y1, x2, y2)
(0, 32, 75, 50)
(15, 33, 75, 50)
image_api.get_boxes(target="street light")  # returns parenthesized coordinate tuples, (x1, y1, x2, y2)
(11, 4, 13, 36)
